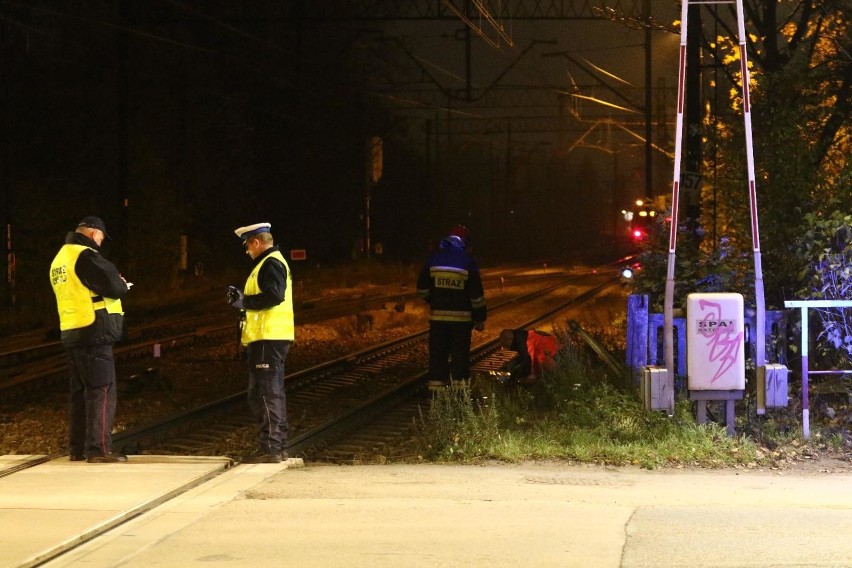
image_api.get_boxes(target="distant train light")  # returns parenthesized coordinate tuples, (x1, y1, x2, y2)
(629, 202, 658, 242)
(621, 267, 634, 279)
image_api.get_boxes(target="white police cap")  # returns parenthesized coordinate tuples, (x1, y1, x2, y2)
(234, 222, 272, 242)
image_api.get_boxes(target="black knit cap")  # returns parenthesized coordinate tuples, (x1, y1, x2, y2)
(77, 216, 109, 239)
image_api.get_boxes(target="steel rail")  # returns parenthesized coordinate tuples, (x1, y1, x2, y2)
(0, 264, 600, 399)
(113, 272, 619, 459)
(0, 263, 589, 393)
(289, 277, 619, 459)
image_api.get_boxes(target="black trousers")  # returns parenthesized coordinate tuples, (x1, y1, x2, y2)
(246, 340, 291, 454)
(66, 343, 118, 458)
(428, 321, 473, 382)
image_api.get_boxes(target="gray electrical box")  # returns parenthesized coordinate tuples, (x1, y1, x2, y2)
(642, 366, 673, 415)
(757, 363, 789, 413)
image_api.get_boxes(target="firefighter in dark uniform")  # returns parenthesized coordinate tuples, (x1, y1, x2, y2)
(49, 216, 131, 463)
(417, 225, 487, 387)
(228, 222, 294, 463)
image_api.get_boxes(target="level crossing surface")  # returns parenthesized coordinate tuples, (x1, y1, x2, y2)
(3, 456, 852, 567)
(0, 455, 301, 568)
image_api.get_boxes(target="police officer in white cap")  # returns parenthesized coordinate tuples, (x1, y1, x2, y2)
(228, 222, 294, 463)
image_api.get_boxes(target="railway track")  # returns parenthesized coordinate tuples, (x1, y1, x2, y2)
(0, 293, 407, 394)
(0, 262, 605, 401)
(302, 278, 620, 463)
(115, 273, 620, 463)
(0, 259, 630, 478)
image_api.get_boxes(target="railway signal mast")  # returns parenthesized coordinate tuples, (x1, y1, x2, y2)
(663, 0, 766, 390)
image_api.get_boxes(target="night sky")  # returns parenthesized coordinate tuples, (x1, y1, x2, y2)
(1, 1, 680, 313)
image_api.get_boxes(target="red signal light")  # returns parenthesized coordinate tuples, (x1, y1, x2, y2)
(632, 229, 644, 239)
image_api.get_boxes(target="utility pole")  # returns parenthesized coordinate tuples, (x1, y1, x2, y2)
(365, 136, 383, 258)
(643, 0, 653, 200)
(117, 2, 130, 269)
(1, 20, 13, 306)
(685, 1, 703, 238)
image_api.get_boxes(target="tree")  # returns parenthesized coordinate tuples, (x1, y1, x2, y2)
(702, 0, 850, 307)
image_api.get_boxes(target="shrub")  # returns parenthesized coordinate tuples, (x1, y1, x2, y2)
(794, 210, 852, 368)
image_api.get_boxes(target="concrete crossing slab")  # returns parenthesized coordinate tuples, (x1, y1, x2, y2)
(0, 455, 233, 568)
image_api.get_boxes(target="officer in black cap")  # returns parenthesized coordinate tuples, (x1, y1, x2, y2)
(49, 216, 132, 463)
(77, 215, 110, 238)
(228, 222, 294, 463)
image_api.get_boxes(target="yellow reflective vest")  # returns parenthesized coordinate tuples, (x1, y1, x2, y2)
(241, 250, 294, 345)
(50, 244, 124, 331)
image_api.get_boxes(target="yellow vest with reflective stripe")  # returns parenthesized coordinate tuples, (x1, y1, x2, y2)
(49, 244, 124, 331)
(241, 250, 294, 345)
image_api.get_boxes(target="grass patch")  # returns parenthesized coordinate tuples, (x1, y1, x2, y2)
(417, 342, 763, 469)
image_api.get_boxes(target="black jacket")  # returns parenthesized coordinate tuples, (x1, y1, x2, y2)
(59, 232, 128, 347)
(243, 245, 289, 311)
(416, 239, 486, 324)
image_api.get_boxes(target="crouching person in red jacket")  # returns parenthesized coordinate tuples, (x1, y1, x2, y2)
(499, 329, 561, 384)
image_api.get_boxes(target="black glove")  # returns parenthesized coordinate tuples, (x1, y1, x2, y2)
(227, 286, 244, 309)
